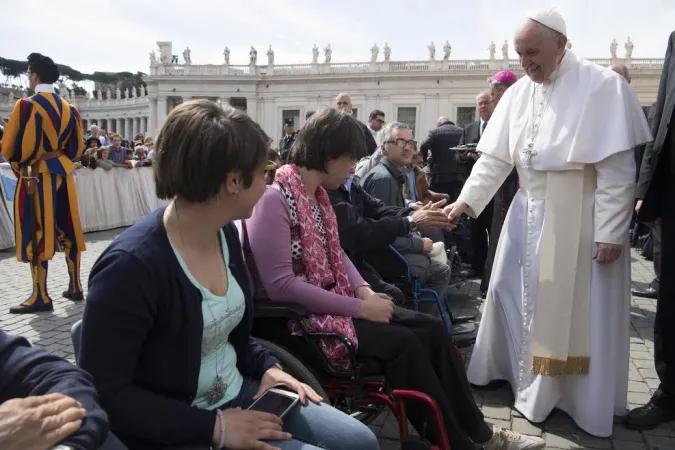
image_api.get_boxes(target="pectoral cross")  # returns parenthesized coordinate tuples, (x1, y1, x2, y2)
(521, 143, 538, 169)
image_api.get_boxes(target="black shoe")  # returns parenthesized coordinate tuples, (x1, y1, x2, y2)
(631, 287, 658, 299)
(9, 302, 54, 314)
(63, 291, 84, 301)
(626, 402, 675, 430)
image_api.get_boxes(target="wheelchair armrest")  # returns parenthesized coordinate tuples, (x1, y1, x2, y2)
(254, 300, 308, 320)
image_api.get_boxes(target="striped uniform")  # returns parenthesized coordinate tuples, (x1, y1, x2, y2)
(1, 92, 86, 308)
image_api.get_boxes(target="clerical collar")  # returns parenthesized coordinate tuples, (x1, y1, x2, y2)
(34, 84, 55, 94)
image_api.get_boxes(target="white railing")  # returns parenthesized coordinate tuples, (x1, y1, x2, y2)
(0, 93, 150, 108)
(148, 57, 665, 77)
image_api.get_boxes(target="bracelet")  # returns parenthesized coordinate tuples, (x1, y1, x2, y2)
(216, 409, 226, 449)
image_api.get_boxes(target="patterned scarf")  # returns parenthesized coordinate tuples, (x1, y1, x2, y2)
(274, 164, 358, 369)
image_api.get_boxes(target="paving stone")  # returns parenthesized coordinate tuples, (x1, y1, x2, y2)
(613, 424, 647, 442)
(512, 417, 543, 436)
(482, 404, 512, 421)
(545, 431, 612, 449)
(628, 392, 654, 406)
(613, 440, 649, 450)
(485, 418, 511, 430)
(628, 381, 651, 393)
(644, 435, 675, 449)
(642, 422, 675, 437)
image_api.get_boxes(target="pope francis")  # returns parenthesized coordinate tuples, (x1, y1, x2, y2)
(445, 9, 652, 437)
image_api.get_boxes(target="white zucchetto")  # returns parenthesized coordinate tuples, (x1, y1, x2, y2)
(524, 8, 567, 36)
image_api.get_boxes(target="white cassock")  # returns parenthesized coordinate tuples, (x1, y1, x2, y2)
(459, 50, 652, 437)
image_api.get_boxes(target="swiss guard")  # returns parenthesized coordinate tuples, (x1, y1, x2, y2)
(1, 53, 86, 314)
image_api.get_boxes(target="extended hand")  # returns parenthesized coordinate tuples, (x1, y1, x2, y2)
(442, 201, 469, 227)
(593, 243, 622, 264)
(0, 394, 85, 450)
(411, 201, 450, 231)
(254, 367, 323, 406)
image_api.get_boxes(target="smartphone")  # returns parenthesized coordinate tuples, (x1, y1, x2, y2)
(247, 388, 300, 418)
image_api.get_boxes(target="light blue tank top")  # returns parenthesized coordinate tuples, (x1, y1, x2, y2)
(169, 230, 245, 410)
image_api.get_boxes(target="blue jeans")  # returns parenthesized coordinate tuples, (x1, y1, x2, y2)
(229, 378, 380, 450)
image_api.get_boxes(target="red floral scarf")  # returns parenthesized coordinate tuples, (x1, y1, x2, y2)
(274, 164, 358, 369)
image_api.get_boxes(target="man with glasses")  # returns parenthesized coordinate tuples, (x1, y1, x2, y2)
(361, 121, 453, 317)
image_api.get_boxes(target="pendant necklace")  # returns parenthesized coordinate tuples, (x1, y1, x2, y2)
(521, 71, 559, 168)
(174, 201, 231, 406)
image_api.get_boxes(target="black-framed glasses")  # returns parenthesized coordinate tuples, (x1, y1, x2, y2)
(385, 139, 417, 150)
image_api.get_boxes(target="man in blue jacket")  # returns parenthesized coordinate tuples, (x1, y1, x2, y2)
(0, 330, 110, 450)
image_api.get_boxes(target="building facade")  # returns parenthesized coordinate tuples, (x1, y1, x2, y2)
(0, 41, 664, 142)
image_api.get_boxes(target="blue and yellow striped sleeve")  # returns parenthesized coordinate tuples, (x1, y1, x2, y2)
(0, 98, 40, 167)
(67, 104, 85, 161)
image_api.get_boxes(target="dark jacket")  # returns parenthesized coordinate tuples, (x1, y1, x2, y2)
(637, 31, 675, 221)
(0, 331, 109, 450)
(634, 104, 655, 182)
(360, 160, 424, 254)
(79, 208, 279, 450)
(456, 120, 483, 175)
(420, 121, 465, 183)
(327, 182, 411, 269)
(278, 132, 297, 163)
(360, 121, 378, 156)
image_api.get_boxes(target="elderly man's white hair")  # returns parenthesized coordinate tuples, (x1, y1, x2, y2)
(335, 92, 350, 101)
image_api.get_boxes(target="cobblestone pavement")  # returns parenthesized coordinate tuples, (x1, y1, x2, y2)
(0, 228, 672, 449)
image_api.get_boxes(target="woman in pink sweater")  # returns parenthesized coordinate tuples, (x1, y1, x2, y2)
(246, 108, 544, 450)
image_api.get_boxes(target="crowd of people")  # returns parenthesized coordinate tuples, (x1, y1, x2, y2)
(78, 126, 154, 170)
(1, 6, 674, 450)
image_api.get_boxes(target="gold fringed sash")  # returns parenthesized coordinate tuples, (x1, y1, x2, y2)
(530, 168, 594, 377)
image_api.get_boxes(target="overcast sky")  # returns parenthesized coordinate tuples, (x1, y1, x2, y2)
(2, 0, 673, 75)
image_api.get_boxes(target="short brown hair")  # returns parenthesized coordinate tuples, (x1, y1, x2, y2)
(289, 108, 366, 172)
(154, 100, 268, 202)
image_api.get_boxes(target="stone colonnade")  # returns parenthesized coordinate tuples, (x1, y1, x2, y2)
(82, 116, 150, 140)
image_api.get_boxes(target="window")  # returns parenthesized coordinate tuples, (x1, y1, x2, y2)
(229, 97, 248, 112)
(456, 107, 476, 127)
(397, 107, 417, 136)
(282, 109, 300, 136)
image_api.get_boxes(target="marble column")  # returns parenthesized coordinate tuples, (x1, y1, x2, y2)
(148, 96, 158, 137)
(133, 117, 139, 138)
(156, 96, 168, 133)
(246, 97, 257, 121)
(141, 117, 148, 136)
(117, 118, 124, 138)
(126, 118, 133, 139)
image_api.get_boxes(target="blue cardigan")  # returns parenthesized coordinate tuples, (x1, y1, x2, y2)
(0, 331, 109, 450)
(79, 207, 279, 450)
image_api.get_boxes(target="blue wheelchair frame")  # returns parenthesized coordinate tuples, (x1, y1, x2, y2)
(388, 245, 455, 333)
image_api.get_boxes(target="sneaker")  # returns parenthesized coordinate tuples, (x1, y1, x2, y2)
(482, 426, 545, 450)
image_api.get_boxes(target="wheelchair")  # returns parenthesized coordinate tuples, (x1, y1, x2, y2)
(386, 245, 476, 348)
(252, 300, 457, 450)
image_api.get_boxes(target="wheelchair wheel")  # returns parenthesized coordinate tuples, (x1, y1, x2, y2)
(255, 338, 329, 400)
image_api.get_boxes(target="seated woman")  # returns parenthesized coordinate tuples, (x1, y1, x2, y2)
(78, 100, 379, 450)
(246, 108, 545, 450)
